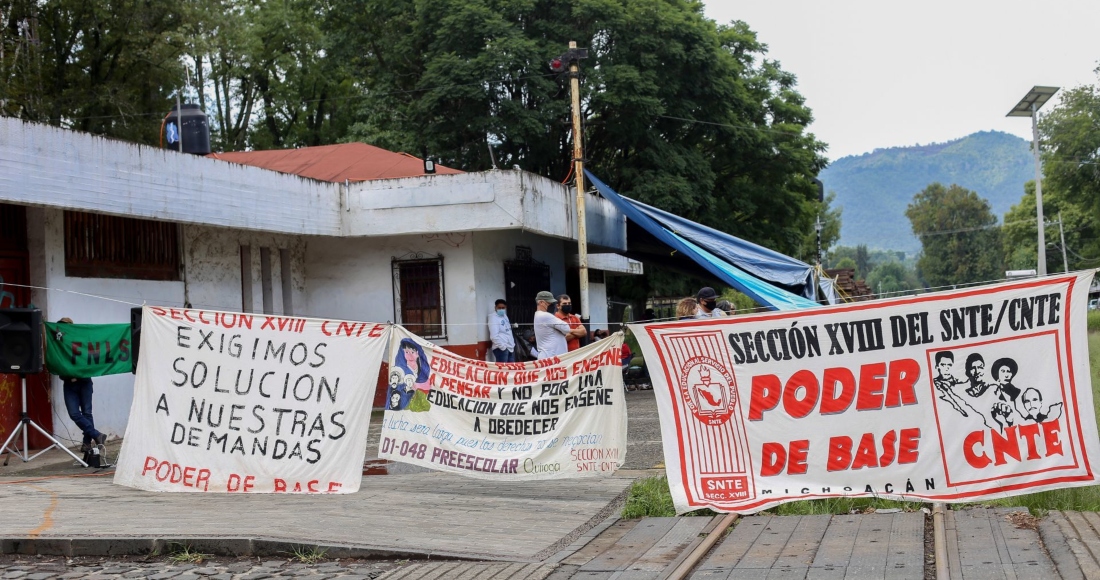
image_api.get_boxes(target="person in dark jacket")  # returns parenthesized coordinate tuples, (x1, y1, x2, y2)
(53, 317, 107, 452)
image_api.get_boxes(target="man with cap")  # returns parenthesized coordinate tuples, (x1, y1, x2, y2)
(533, 291, 585, 359)
(695, 287, 727, 319)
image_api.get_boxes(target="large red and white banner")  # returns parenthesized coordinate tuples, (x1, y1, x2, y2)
(114, 306, 387, 493)
(631, 272, 1099, 514)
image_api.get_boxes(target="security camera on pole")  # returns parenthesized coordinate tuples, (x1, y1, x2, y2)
(550, 42, 591, 323)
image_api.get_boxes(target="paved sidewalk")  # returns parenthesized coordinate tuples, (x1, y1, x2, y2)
(0, 472, 632, 561)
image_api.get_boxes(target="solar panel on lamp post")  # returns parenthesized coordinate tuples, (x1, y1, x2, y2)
(1007, 86, 1059, 276)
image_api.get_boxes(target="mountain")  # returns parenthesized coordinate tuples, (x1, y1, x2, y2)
(820, 131, 1034, 254)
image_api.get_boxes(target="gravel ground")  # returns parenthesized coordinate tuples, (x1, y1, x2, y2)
(620, 390, 665, 471)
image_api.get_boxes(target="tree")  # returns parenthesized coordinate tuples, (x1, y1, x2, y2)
(181, 0, 360, 151)
(906, 183, 1003, 287)
(330, 0, 826, 258)
(1, 0, 191, 145)
(1002, 180, 1098, 273)
(1040, 70, 1100, 219)
(865, 261, 919, 298)
(1032, 71, 1100, 270)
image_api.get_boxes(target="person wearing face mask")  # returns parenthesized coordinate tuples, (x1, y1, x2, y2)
(488, 298, 515, 363)
(533, 291, 584, 359)
(694, 287, 727, 319)
(555, 293, 585, 352)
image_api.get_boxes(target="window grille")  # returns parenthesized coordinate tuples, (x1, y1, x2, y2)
(392, 254, 446, 339)
(64, 211, 180, 280)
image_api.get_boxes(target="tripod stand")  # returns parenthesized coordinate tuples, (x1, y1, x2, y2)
(1, 375, 87, 467)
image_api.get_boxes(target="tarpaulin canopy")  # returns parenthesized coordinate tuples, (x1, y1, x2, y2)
(585, 170, 818, 311)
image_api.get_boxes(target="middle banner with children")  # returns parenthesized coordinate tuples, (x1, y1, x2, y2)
(379, 326, 628, 479)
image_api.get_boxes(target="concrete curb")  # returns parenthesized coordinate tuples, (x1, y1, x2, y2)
(0, 536, 527, 561)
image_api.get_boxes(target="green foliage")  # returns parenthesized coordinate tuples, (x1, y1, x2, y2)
(833, 257, 857, 272)
(1088, 310, 1100, 333)
(332, 0, 826, 257)
(622, 476, 716, 518)
(1, 0, 191, 145)
(165, 543, 210, 564)
(184, 0, 360, 150)
(766, 498, 925, 516)
(289, 545, 327, 564)
(719, 289, 761, 315)
(1040, 72, 1100, 229)
(821, 131, 1034, 253)
(865, 261, 920, 298)
(1002, 180, 1098, 273)
(906, 183, 1003, 287)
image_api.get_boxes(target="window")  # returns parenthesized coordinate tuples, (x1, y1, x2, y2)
(392, 254, 446, 339)
(64, 211, 179, 280)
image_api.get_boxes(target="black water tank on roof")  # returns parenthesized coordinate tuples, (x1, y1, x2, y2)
(163, 103, 211, 155)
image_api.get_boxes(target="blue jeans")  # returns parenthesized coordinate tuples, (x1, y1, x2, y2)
(492, 348, 515, 363)
(63, 378, 101, 444)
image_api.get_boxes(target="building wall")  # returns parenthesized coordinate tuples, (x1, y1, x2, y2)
(588, 281, 608, 330)
(25, 210, 309, 443)
(181, 225, 305, 315)
(0, 117, 340, 236)
(343, 170, 626, 251)
(303, 233, 480, 349)
(27, 208, 184, 445)
(470, 231, 568, 341)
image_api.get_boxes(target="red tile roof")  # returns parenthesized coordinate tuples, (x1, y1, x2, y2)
(207, 142, 462, 183)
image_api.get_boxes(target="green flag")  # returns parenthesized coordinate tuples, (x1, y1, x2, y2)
(44, 322, 133, 378)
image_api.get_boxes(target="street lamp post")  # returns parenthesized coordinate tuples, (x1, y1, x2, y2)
(1007, 86, 1059, 276)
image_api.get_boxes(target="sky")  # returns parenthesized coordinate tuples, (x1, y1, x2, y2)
(703, 0, 1100, 161)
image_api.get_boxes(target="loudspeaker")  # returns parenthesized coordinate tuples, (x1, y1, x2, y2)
(131, 307, 142, 374)
(0, 308, 43, 374)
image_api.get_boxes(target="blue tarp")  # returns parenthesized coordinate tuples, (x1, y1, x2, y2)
(586, 170, 818, 311)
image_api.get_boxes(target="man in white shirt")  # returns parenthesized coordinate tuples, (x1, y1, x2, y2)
(488, 298, 515, 363)
(533, 291, 585, 359)
(695, 286, 727, 319)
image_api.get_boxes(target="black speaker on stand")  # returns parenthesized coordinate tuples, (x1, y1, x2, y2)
(0, 309, 88, 467)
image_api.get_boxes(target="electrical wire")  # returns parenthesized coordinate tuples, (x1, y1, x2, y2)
(0, 282, 142, 306)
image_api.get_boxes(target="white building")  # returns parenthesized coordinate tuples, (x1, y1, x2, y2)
(0, 117, 640, 444)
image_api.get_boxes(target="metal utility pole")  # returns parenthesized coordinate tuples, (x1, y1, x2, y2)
(551, 42, 591, 320)
(1030, 102, 1045, 275)
(176, 92, 184, 154)
(1007, 86, 1059, 276)
(569, 41, 590, 320)
(1058, 212, 1069, 273)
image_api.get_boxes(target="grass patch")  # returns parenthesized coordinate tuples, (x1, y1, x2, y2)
(766, 497, 926, 516)
(622, 476, 716, 518)
(165, 543, 211, 564)
(289, 545, 328, 564)
(1088, 310, 1100, 333)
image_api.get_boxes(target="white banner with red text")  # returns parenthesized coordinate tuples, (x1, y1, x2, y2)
(379, 326, 627, 479)
(114, 306, 388, 493)
(630, 272, 1099, 514)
